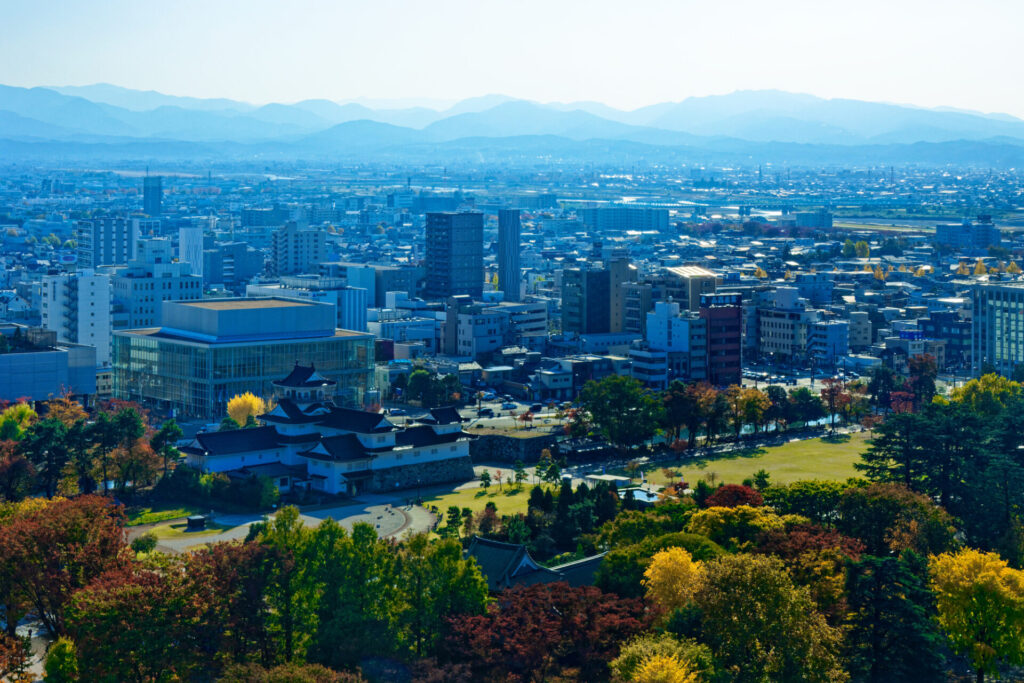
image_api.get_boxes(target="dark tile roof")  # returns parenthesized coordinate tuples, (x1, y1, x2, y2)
(465, 537, 562, 591)
(550, 553, 607, 587)
(300, 434, 371, 463)
(425, 406, 465, 425)
(189, 426, 281, 455)
(275, 363, 338, 388)
(394, 425, 465, 449)
(318, 407, 393, 434)
(259, 398, 325, 424)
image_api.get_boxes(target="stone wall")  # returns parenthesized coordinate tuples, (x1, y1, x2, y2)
(370, 455, 474, 492)
(470, 433, 558, 464)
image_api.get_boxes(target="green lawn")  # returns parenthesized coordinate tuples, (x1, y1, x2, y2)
(148, 519, 234, 540)
(125, 503, 206, 527)
(420, 483, 552, 518)
(640, 432, 869, 487)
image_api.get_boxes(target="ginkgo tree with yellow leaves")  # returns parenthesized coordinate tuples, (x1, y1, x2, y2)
(226, 392, 268, 427)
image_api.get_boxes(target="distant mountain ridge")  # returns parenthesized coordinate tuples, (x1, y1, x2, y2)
(4, 83, 1024, 163)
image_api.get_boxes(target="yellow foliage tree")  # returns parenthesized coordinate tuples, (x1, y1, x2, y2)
(632, 654, 699, 683)
(863, 264, 872, 272)
(930, 549, 1024, 682)
(1008, 261, 1022, 275)
(783, 269, 793, 280)
(974, 259, 988, 275)
(914, 266, 926, 277)
(956, 262, 970, 275)
(873, 266, 886, 281)
(643, 547, 704, 614)
(753, 266, 767, 279)
(227, 392, 268, 426)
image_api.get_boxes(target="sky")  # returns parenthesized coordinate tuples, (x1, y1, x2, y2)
(1, 0, 1022, 115)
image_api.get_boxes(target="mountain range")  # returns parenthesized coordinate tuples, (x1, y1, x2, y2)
(3, 83, 1024, 164)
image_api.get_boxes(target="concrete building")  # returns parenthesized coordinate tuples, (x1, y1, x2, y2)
(652, 266, 718, 312)
(41, 269, 112, 365)
(143, 176, 162, 216)
(580, 207, 669, 232)
(935, 219, 1002, 251)
(848, 311, 872, 351)
(270, 222, 326, 275)
(77, 218, 140, 268)
(111, 238, 202, 329)
(247, 276, 369, 332)
(757, 287, 819, 362)
(497, 208, 521, 302)
(972, 282, 1024, 376)
(112, 297, 374, 420)
(425, 212, 483, 299)
(203, 242, 265, 288)
(622, 282, 654, 336)
(700, 292, 742, 386)
(562, 267, 610, 334)
(178, 226, 204, 279)
(807, 320, 850, 369)
(0, 324, 96, 400)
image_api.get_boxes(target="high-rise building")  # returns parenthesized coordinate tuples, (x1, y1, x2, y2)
(143, 176, 162, 216)
(270, 222, 326, 276)
(497, 209, 521, 302)
(425, 212, 483, 299)
(77, 218, 140, 268)
(41, 270, 112, 366)
(579, 206, 669, 232)
(700, 292, 743, 386)
(972, 282, 1024, 376)
(178, 226, 205, 279)
(561, 267, 611, 334)
(111, 238, 202, 329)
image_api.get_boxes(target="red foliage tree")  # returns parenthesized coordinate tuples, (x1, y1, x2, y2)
(439, 582, 648, 682)
(0, 441, 34, 502)
(755, 523, 865, 561)
(0, 495, 131, 636)
(705, 484, 764, 508)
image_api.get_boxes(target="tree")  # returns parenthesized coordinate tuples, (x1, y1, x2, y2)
(0, 632, 30, 682)
(867, 365, 899, 412)
(857, 411, 928, 490)
(907, 354, 938, 406)
(820, 378, 850, 433)
(228, 392, 268, 426)
(705, 484, 763, 509)
(762, 480, 846, 526)
(218, 662, 363, 682)
(579, 375, 664, 452)
(611, 633, 712, 683)
(632, 654, 699, 683)
(479, 469, 491, 490)
(45, 395, 87, 428)
(855, 240, 870, 258)
(43, 636, 79, 683)
(0, 403, 36, 441)
(694, 554, 847, 683)
(440, 583, 648, 682)
(513, 459, 527, 490)
(844, 554, 945, 682)
(949, 373, 1021, 417)
(17, 418, 68, 498)
(150, 419, 184, 476)
(836, 483, 955, 557)
(306, 520, 400, 668)
(0, 442, 34, 502)
(396, 534, 489, 657)
(930, 549, 1024, 683)
(842, 239, 856, 258)
(662, 380, 703, 445)
(0, 495, 131, 636)
(787, 387, 825, 425)
(643, 547, 704, 615)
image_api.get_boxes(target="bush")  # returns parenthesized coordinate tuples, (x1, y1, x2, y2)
(152, 465, 278, 511)
(44, 637, 79, 683)
(217, 662, 364, 682)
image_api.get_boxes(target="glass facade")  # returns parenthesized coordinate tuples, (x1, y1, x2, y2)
(113, 331, 374, 420)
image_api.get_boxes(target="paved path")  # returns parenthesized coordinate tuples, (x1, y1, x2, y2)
(149, 494, 441, 553)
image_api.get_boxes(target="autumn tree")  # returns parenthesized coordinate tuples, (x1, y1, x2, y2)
(611, 633, 712, 683)
(694, 554, 847, 683)
(705, 484, 763, 509)
(150, 419, 184, 476)
(228, 392, 268, 427)
(17, 418, 68, 498)
(930, 549, 1024, 683)
(643, 547, 704, 615)
(836, 483, 955, 557)
(0, 441, 34, 502)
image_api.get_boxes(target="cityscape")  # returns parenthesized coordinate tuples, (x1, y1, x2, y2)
(4, 1, 1024, 681)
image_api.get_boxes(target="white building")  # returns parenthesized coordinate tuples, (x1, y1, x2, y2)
(41, 270, 112, 366)
(178, 226, 205, 279)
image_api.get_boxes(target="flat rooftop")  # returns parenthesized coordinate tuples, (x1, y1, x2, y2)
(181, 299, 313, 311)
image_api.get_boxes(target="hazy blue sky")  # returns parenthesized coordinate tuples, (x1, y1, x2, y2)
(2, 0, 1021, 114)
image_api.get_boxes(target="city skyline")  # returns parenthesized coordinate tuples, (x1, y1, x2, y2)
(3, 0, 1024, 116)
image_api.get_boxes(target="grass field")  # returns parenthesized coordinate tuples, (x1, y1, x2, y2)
(125, 503, 206, 527)
(420, 482, 553, 518)
(640, 432, 869, 487)
(148, 519, 233, 540)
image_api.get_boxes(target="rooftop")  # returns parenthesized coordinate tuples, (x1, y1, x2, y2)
(181, 298, 313, 311)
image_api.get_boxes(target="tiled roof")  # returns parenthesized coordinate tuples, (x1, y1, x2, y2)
(318, 407, 393, 433)
(300, 434, 371, 463)
(426, 406, 464, 425)
(394, 425, 466, 448)
(275, 363, 338, 388)
(189, 426, 280, 455)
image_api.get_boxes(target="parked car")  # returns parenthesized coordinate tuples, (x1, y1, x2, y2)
(477, 408, 494, 418)
(388, 408, 407, 416)
(501, 402, 517, 410)
(529, 403, 543, 413)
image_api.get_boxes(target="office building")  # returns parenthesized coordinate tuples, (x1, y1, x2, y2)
(247, 276, 369, 332)
(41, 270, 112, 365)
(179, 226, 204, 279)
(77, 218, 140, 268)
(700, 292, 742, 386)
(562, 267, 611, 334)
(271, 222, 327, 275)
(143, 176, 162, 216)
(111, 238, 202, 329)
(972, 282, 1024, 376)
(651, 266, 718, 312)
(497, 209, 521, 302)
(425, 212, 483, 299)
(935, 218, 1002, 251)
(580, 207, 669, 232)
(0, 324, 96, 400)
(112, 298, 374, 420)
(807, 320, 850, 369)
(203, 242, 265, 288)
